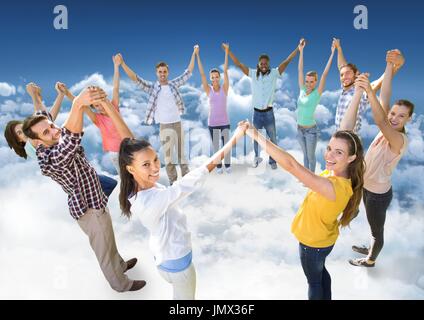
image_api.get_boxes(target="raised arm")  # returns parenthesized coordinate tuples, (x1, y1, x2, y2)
(48, 82, 67, 121)
(245, 122, 337, 200)
(298, 39, 306, 89)
(99, 99, 134, 139)
(317, 41, 336, 95)
(187, 45, 198, 74)
(26, 83, 46, 113)
(63, 87, 106, 133)
(278, 41, 300, 75)
(118, 53, 138, 82)
(369, 50, 404, 96)
(357, 74, 405, 153)
(227, 46, 249, 76)
(222, 43, 230, 95)
(112, 54, 122, 107)
(333, 38, 347, 70)
(339, 79, 365, 131)
(195, 47, 210, 95)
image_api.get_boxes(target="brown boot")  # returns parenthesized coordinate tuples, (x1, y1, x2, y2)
(129, 280, 146, 291)
(124, 258, 138, 272)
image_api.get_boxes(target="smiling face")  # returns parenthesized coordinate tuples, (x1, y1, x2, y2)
(13, 123, 27, 143)
(126, 146, 161, 189)
(324, 137, 357, 175)
(388, 104, 412, 131)
(156, 66, 169, 83)
(30, 119, 61, 146)
(258, 57, 270, 74)
(210, 71, 221, 86)
(305, 75, 318, 92)
(340, 65, 356, 89)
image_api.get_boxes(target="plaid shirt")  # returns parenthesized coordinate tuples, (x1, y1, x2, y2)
(335, 86, 369, 133)
(136, 69, 192, 125)
(35, 127, 108, 220)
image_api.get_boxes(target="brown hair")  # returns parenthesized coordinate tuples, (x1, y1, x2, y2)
(306, 71, 318, 81)
(22, 115, 48, 140)
(332, 130, 365, 227)
(119, 137, 152, 218)
(339, 63, 358, 75)
(210, 68, 220, 76)
(155, 61, 169, 70)
(4, 120, 27, 159)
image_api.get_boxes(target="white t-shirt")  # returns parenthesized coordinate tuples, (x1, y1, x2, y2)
(130, 166, 209, 265)
(154, 85, 181, 124)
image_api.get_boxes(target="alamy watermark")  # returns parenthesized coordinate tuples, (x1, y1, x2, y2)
(354, 5, 368, 30)
(53, 5, 68, 30)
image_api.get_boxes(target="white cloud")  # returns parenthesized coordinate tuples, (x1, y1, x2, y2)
(0, 82, 16, 96)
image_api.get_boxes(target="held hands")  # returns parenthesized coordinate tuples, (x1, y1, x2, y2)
(354, 73, 372, 93)
(26, 82, 41, 98)
(298, 38, 306, 51)
(386, 49, 405, 69)
(74, 86, 107, 107)
(113, 53, 123, 67)
(55, 82, 68, 95)
(332, 38, 341, 50)
(193, 45, 199, 55)
(222, 43, 230, 53)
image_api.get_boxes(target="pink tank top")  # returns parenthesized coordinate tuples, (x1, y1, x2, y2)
(208, 85, 229, 126)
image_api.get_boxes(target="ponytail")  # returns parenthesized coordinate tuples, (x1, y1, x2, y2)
(118, 137, 152, 218)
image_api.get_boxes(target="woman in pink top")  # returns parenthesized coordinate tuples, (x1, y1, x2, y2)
(196, 43, 231, 174)
(84, 54, 124, 174)
(340, 50, 413, 267)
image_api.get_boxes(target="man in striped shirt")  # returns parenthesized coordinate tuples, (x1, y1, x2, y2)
(22, 87, 146, 292)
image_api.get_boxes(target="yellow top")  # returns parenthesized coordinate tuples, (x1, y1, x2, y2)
(291, 170, 353, 248)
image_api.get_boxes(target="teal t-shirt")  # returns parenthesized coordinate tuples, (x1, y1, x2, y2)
(296, 86, 321, 126)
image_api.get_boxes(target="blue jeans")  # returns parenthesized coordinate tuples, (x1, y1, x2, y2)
(297, 125, 319, 172)
(97, 174, 118, 197)
(208, 125, 231, 168)
(299, 243, 334, 300)
(253, 108, 277, 165)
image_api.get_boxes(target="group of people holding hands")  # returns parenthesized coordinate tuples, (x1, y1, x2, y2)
(4, 37, 413, 300)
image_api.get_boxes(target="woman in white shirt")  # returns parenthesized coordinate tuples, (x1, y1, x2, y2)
(118, 124, 246, 299)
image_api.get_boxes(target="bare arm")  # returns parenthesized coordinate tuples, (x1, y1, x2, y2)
(63, 87, 106, 133)
(333, 38, 347, 70)
(358, 75, 405, 154)
(317, 43, 336, 95)
(298, 40, 305, 89)
(118, 53, 138, 82)
(99, 99, 134, 139)
(49, 82, 68, 121)
(278, 43, 300, 75)
(26, 83, 46, 113)
(227, 46, 249, 76)
(112, 55, 121, 107)
(246, 124, 337, 200)
(187, 45, 198, 73)
(223, 43, 230, 95)
(195, 48, 210, 95)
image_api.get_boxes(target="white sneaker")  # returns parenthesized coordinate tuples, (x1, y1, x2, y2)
(225, 166, 232, 174)
(216, 167, 223, 174)
(253, 157, 263, 168)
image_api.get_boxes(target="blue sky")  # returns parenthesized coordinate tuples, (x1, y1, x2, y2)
(1, 0, 423, 106)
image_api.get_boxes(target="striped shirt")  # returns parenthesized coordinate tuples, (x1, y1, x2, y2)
(335, 86, 369, 133)
(35, 127, 108, 220)
(136, 69, 192, 125)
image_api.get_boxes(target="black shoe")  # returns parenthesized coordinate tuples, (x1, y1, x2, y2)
(129, 280, 146, 291)
(124, 258, 137, 272)
(349, 258, 375, 268)
(352, 245, 369, 256)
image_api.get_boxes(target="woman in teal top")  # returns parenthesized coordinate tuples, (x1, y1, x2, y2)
(296, 39, 335, 172)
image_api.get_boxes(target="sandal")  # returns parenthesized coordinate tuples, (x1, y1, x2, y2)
(349, 258, 375, 268)
(352, 245, 369, 256)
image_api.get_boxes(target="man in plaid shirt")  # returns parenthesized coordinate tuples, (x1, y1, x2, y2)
(117, 46, 198, 185)
(22, 87, 146, 292)
(332, 39, 404, 134)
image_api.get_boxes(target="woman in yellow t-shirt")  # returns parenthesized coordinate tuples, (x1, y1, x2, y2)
(242, 122, 365, 300)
